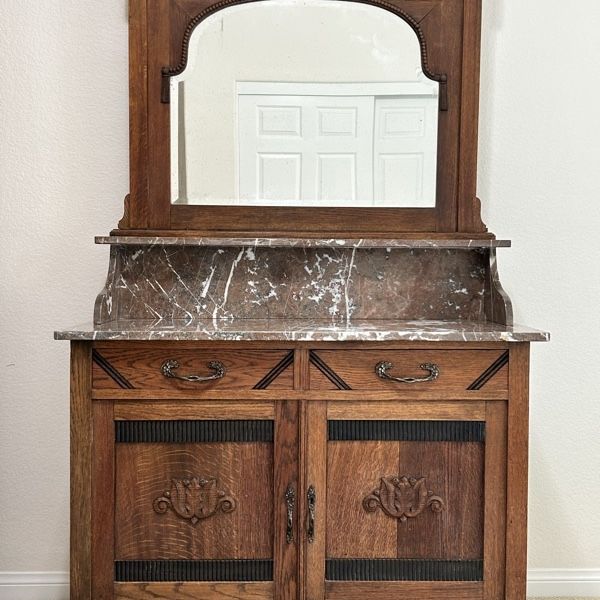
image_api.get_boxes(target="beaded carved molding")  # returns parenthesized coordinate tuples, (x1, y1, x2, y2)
(160, 0, 448, 108)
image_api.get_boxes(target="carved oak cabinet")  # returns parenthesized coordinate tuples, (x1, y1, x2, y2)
(56, 0, 549, 599)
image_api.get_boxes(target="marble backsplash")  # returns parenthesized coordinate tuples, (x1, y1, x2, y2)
(94, 245, 512, 326)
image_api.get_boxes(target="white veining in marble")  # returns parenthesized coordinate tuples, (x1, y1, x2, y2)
(95, 236, 512, 249)
(55, 319, 550, 342)
(94, 246, 498, 324)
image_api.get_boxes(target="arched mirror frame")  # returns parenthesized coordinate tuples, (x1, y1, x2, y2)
(119, 0, 487, 236)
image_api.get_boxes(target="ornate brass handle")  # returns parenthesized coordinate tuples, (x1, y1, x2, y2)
(307, 486, 316, 544)
(375, 361, 440, 384)
(285, 485, 295, 544)
(161, 359, 226, 383)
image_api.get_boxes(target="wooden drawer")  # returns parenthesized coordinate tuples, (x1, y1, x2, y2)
(92, 344, 294, 391)
(309, 349, 508, 394)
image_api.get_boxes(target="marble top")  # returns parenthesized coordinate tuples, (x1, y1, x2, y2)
(95, 236, 512, 249)
(54, 319, 549, 342)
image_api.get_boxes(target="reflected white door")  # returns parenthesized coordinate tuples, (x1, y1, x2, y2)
(238, 94, 374, 205)
(238, 83, 438, 207)
(373, 96, 438, 206)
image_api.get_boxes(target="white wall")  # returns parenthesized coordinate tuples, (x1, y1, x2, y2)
(479, 1, 600, 593)
(0, 0, 599, 598)
(0, 0, 128, 594)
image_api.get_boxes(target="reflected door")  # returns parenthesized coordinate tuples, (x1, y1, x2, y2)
(238, 93, 374, 204)
(237, 83, 438, 207)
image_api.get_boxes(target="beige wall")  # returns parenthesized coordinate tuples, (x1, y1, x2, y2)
(0, 0, 129, 592)
(0, 0, 599, 597)
(479, 0, 600, 577)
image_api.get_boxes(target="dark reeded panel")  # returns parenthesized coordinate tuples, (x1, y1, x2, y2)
(115, 560, 274, 582)
(326, 559, 483, 582)
(115, 420, 274, 443)
(328, 420, 485, 442)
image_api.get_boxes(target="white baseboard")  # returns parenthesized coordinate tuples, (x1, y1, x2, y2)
(0, 572, 68, 600)
(1, 569, 599, 599)
(528, 568, 600, 597)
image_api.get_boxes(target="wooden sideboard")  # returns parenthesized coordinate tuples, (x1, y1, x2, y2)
(70, 339, 531, 600)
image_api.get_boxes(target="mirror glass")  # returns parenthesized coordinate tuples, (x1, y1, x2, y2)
(170, 0, 439, 207)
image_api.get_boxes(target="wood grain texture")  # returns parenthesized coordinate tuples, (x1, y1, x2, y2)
(93, 347, 294, 391)
(307, 342, 510, 351)
(127, 0, 486, 234)
(442, 442, 484, 559)
(297, 401, 308, 600)
(146, 0, 171, 228)
(325, 580, 483, 599)
(126, 0, 149, 229)
(93, 389, 508, 402)
(115, 442, 274, 560)
(396, 442, 454, 559)
(115, 582, 274, 599)
(457, 0, 486, 232)
(506, 344, 530, 599)
(274, 401, 299, 600)
(170, 206, 437, 235)
(294, 347, 310, 392)
(327, 438, 483, 561)
(484, 401, 508, 600)
(76, 338, 525, 599)
(304, 402, 327, 600)
(327, 441, 399, 558)
(327, 401, 486, 421)
(310, 350, 508, 393)
(92, 401, 115, 599)
(401, 0, 440, 23)
(70, 341, 92, 600)
(417, 0, 459, 231)
(114, 401, 275, 421)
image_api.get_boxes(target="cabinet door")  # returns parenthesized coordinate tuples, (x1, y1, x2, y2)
(101, 401, 299, 600)
(305, 401, 506, 600)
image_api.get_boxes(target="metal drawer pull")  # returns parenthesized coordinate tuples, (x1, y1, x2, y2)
(375, 361, 440, 384)
(161, 360, 226, 383)
(285, 485, 296, 544)
(307, 485, 316, 544)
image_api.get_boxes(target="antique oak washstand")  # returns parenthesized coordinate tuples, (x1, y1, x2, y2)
(56, 1, 549, 598)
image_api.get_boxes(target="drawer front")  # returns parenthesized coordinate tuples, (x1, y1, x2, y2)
(309, 349, 508, 393)
(92, 346, 294, 391)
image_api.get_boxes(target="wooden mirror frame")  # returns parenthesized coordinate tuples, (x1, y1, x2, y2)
(118, 0, 487, 237)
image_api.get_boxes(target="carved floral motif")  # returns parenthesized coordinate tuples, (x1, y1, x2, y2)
(363, 476, 444, 522)
(153, 477, 236, 525)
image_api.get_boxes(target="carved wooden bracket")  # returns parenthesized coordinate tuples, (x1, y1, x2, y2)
(153, 477, 236, 525)
(363, 476, 444, 522)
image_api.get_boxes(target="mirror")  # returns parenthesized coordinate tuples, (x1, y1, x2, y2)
(169, 0, 440, 208)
